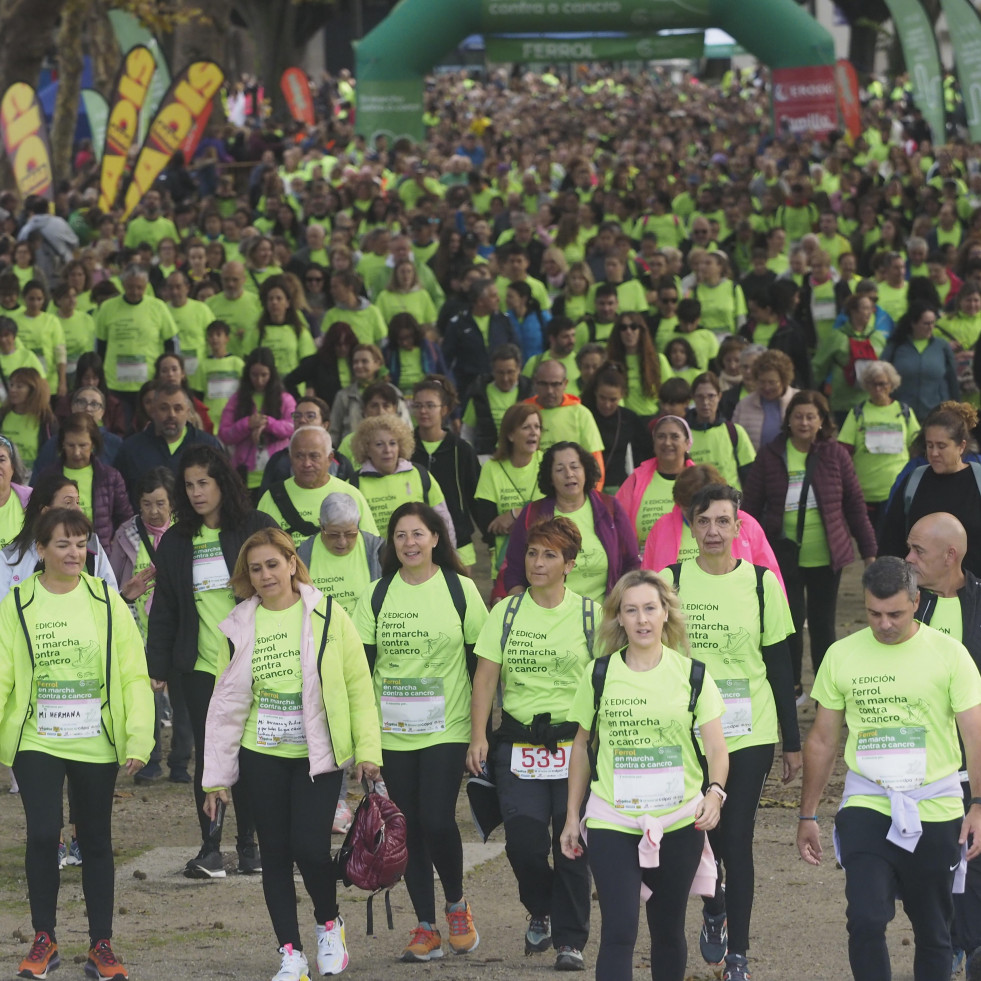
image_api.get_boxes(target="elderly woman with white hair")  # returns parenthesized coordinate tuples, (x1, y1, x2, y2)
(837, 360, 920, 532)
(296, 491, 384, 616)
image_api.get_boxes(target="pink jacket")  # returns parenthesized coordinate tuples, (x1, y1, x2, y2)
(642, 505, 786, 594)
(201, 583, 382, 790)
(218, 391, 296, 473)
(615, 457, 695, 533)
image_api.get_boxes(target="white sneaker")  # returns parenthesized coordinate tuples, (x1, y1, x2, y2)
(271, 944, 310, 981)
(316, 916, 349, 975)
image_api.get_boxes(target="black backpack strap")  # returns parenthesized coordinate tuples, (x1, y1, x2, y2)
(581, 596, 595, 656)
(370, 573, 397, 646)
(724, 419, 740, 469)
(754, 563, 766, 638)
(102, 580, 113, 717)
(443, 568, 475, 681)
(586, 654, 612, 783)
(668, 563, 682, 589)
(500, 592, 524, 652)
(688, 658, 705, 715)
(270, 482, 319, 537)
(315, 595, 334, 673)
(411, 463, 432, 505)
(134, 515, 157, 564)
(13, 586, 36, 668)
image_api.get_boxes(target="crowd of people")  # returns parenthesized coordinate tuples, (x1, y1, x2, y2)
(2, 59, 981, 981)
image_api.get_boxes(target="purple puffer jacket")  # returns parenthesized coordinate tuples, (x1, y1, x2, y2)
(36, 458, 134, 551)
(503, 489, 640, 594)
(741, 435, 876, 573)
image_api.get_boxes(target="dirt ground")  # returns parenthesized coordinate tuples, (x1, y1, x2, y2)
(0, 561, 934, 980)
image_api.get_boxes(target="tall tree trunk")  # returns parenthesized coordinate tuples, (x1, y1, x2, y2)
(848, 22, 880, 79)
(50, 0, 86, 183)
(86, 0, 121, 98)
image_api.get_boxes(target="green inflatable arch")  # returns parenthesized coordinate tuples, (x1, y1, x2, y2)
(354, 0, 835, 142)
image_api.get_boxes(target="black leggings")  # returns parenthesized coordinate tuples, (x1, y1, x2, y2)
(382, 742, 467, 925)
(183, 669, 254, 845)
(702, 742, 774, 955)
(239, 749, 344, 951)
(13, 750, 119, 944)
(780, 562, 841, 686)
(588, 823, 704, 981)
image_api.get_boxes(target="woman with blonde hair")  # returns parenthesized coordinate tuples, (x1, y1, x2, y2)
(350, 414, 455, 545)
(559, 567, 729, 981)
(203, 526, 381, 981)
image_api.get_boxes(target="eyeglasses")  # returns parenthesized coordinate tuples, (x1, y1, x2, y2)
(291, 411, 322, 423)
(618, 323, 642, 332)
(660, 296, 679, 304)
(411, 401, 443, 411)
(73, 399, 105, 411)
(322, 530, 358, 542)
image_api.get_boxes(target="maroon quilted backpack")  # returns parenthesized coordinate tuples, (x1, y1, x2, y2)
(337, 786, 407, 933)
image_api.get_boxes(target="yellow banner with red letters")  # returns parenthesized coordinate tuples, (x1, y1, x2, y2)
(121, 60, 223, 219)
(0, 83, 53, 200)
(98, 45, 156, 212)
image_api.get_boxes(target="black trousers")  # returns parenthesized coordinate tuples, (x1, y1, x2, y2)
(382, 742, 467, 925)
(148, 673, 192, 769)
(239, 748, 343, 950)
(493, 741, 590, 950)
(780, 561, 841, 686)
(953, 781, 981, 956)
(837, 806, 960, 981)
(701, 742, 774, 955)
(588, 823, 704, 981)
(183, 669, 254, 845)
(14, 750, 119, 944)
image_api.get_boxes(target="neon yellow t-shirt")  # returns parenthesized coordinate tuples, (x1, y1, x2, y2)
(94, 295, 177, 392)
(0, 490, 24, 549)
(689, 423, 756, 491)
(474, 588, 595, 725)
(257, 477, 378, 547)
(538, 403, 604, 454)
(168, 299, 215, 386)
(397, 348, 425, 390)
(928, 597, 963, 641)
(63, 465, 94, 522)
(2, 412, 40, 472)
(783, 445, 830, 567)
(191, 526, 235, 676)
(838, 402, 919, 504)
(812, 623, 981, 821)
(559, 501, 609, 602)
(462, 383, 521, 434)
(243, 600, 307, 758)
(356, 466, 447, 538)
(307, 533, 371, 617)
(58, 311, 96, 381)
(474, 454, 544, 569)
(569, 647, 725, 831)
(240, 323, 315, 378)
(635, 470, 677, 543)
(353, 569, 488, 750)
(201, 354, 245, 424)
(19, 579, 116, 762)
(663, 559, 794, 752)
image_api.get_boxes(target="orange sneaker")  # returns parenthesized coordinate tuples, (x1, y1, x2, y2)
(85, 939, 128, 980)
(17, 932, 60, 979)
(400, 925, 443, 962)
(445, 900, 479, 954)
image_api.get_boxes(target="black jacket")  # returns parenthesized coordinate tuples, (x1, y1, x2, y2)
(442, 308, 518, 399)
(463, 374, 534, 455)
(410, 429, 479, 550)
(916, 571, 981, 672)
(146, 509, 278, 677)
(739, 316, 813, 391)
(115, 424, 224, 508)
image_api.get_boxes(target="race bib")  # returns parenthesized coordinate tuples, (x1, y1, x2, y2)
(785, 472, 817, 512)
(36, 677, 101, 739)
(192, 539, 230, 593)
(116, 356, 148, 384)
(717, 677, 753, 737)
(856, 726, 926, 791)
(255, 689, 306, 747)
(510, 741, 571, 780)
(32, 351, 47, 373)
(66, 357, 78, 376)
(864, 424, 904, 455)
(207, 375, 238, 400)
(380, 678, 446, 734)
(613, 746, 685, 810)
(854, 360, 876, 385)
(255, 444, 270, 472)
(183, 352, 200, 378)
(812, 300, 836, 322)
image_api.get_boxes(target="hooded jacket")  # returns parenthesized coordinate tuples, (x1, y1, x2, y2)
(200, 583, 382, 789)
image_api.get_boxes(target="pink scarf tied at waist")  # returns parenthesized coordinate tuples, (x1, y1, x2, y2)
(581, 792, 717, 900)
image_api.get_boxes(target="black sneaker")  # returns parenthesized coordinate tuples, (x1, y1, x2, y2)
(554, 946, 584, 971)
(525, 914, 551, 954)
(700, 910, 728, 966)
(133, 761, 162, 784)
(168, 767, 191, 784)
(722, 953, 751, 981)
(183, 846, 225, 879)
(237, 840, 262, 874)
